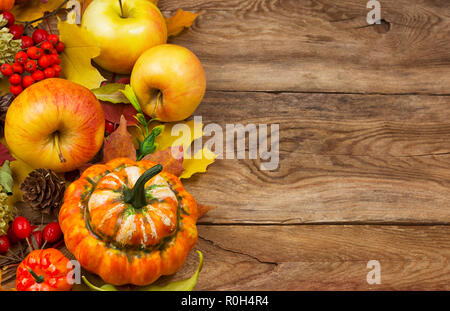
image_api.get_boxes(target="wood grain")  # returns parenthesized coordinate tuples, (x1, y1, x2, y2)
(184, 91, 450, 224)
(3, 225, 449, 290)
(160, 0, 450, 94)
(148, 225, 450, 290)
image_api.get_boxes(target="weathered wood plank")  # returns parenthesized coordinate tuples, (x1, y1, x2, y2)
(3, 225, 449, 290)
(184, 91, 450, 224)
(160, 0, 450, 94)
(190, 225, 450, 290)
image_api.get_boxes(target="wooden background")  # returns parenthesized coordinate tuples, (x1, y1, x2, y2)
(4, 0, 450, 290)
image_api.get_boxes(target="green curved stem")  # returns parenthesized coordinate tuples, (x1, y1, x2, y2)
(29, 269, 44, 284)
(124, 164, 162, 209)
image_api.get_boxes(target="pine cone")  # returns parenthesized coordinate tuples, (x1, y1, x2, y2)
(20, 169, 66, 215)
(0, 93, 13, 123)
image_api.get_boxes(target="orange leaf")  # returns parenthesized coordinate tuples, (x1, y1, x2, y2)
(197, 203, 216, 218)
(142, 146, 184, 177)
(103, 115, 136, 162)
(165, 9, 200, 37)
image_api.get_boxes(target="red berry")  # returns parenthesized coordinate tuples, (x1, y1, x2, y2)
(15, 51, 28, 64)
(8, 24, 23, 39)
(27, 46, 42, 60)
(9, 73, 21, 85)
(31, 70, 45, 81)
(0, 63, 13, 76)
(105, 120, 116, 134)
(21, 35, 34, 49)
(55, 41, 64, 53)
(22, 75, 35, 88)
(49, 48, 58, 55)
(41, 41, 53, 54)
(0, 235, 10, 254)
(29, 228, 43, 249)
(43, 222, 62, 243)
(2, 11, 15, 27)
(7, 225, 19, 244)
(10, 84, 23, 96)
(24, 60, 37, 73)
(32, 28, 48, 44)
(49, 54, 60, 65)
(12, 62, 23, 74)
(44, 67, 55, 78)
(47, 34, 59, 45)
(12, 216, 31, 239)
(38, 55, 51, 68)
(52, 64, 61, 73)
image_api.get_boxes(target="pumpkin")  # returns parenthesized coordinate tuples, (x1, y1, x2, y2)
(16, 248, 73, 291)
(58, 158, 199, 286)
(0, 0, 14, 11)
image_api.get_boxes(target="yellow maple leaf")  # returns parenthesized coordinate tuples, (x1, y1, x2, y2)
(11, 0, 62, 26)
(165, 9, 200, 37)
(58, 20, 105, 89)
(156, 120, 203, 152)
(129, 120, 215, 178)
(181, 147, 216, 179)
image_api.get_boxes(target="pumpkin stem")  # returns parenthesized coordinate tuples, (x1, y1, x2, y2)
(28, 269, 44, 284)
(124, 164, 163, 209)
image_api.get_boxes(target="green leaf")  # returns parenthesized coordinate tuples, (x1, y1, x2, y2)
(82, 250, 204, 291)
(0, 160, 13, 195)
(120, 85, 143, 114)
(140, 250, 204, 291)
(91, 83, 130, 104)
(137, 125, 164, 160)
(82, 276, 119, 291)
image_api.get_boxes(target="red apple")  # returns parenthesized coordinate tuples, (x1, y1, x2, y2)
(130, 44, 206, 122)
(5, 79, 105, 173)
(82, 0, 167, 74)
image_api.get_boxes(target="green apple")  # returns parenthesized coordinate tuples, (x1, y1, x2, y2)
(82, 0, 167, 74)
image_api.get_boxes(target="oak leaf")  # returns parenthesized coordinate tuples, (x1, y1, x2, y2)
(103, 115, 136, 162)
(58, 20, 105, 89)
(165, 9, 200, 37)
(142, 146, 184, 177)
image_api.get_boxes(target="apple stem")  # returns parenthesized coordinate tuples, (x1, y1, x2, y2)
(119, 0, 124, 18)
(54, 133, 67, 163)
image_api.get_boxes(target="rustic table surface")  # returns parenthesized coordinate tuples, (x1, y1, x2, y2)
(4, 0, 450, 290)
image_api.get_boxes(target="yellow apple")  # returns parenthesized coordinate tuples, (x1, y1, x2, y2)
(130, 44, 206, 122)
(5, 79, 105, 173)
(81, 0, 167, 74)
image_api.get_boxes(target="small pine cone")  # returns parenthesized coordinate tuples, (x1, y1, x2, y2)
(20, 169, 66, 215)
(0, 93, 14, 123)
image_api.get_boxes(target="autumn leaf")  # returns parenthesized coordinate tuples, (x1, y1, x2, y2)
(58, 20, 105, 89)
(92, 83, 130, 104)
(102, 102, 138, 126)
(181, 147, 216, 179)
(165, 9, 200, 37)
(0, 143, 14, 166)
(155, 120, 203, 153)
(103, 115, 136, 162)
(11, 0, 62, 26)
(0, 78, 9, 95)
(197, 203, 216, 218)
(142, 146, 184, 177)
(6, 158, 34, 207)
